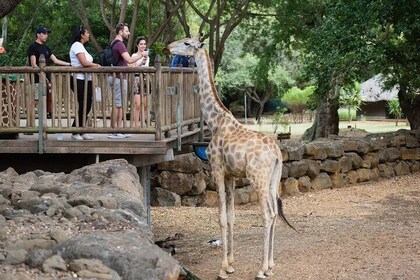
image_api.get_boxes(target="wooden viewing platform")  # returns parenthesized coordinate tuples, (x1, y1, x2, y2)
(0, 56, 206, 172)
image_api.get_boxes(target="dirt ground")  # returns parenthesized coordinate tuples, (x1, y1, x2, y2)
(151, 172, 420, 280)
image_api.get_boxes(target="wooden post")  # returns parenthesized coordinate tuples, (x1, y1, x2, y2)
(38, 54, 47, 153)
(154, 55, 162, 140)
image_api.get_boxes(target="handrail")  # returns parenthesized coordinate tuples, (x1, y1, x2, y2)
(0, 56, 203, 152)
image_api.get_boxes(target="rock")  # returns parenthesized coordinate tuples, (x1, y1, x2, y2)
(181, 195, 205, 207)
(50, 229, 68, 243)
(387, 147, 401, 161)
(310, 173, 332, 191)
(187, 171, 207, 195)
(297, 176, 312, 193)
(405, 134, 419, 148)
(363, 153, 379, 168)
(345, 170, 359, 184)
(320, 159, 340, 174)
(339, 139, 369, 155)
(304, 142, 328, 160)
(158, 171, 193, 195)
(29, 184, 62, 195)
(303, 159, 320, 178)
(282, 178, 300, 196)
(287, 161, 308, 178)
(42, 255, 67, 273)
(63, 207, 83, 221)
(56, 231, 180, 280)
(5, 239, 56, 251)
(284, 143, 305, 161)
(281, 164, 289, 179)
(378, 163, 395, 178)
(401, 147, 420, 160)
(158, 153, 203, 174)
(356, 169, 373, 182)
(3, 249, 28, 265)
(97, 196, 118, 209)
(338, 156, 353, 173)
(25, 249, 53, 268)
(152, 188, 181, 207)
(203, 191, 218, 207)
(345, 152, 363, 169)
(330, 174, 346, 188)
(235, 188, 250, 204)
(394, 161, 410, 176)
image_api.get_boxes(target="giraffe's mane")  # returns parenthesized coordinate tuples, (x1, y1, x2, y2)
(202, 49, 230, 114)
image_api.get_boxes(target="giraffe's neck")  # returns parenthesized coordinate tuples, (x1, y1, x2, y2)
(195, 49, 238, 134)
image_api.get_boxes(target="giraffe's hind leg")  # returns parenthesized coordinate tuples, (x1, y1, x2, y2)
(255, 183, 277, 279)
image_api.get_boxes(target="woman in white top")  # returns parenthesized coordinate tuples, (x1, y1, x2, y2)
(69, 26, 100, 140)
(130, 36, 149, 127)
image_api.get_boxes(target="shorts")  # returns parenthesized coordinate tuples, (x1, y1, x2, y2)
(133, 75, 147, 95)
(107, 76, 127, 107)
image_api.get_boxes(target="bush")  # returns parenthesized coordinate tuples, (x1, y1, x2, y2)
(338, 108, 356, 121)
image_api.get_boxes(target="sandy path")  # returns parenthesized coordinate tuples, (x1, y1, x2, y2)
(152, 173, 420, 280)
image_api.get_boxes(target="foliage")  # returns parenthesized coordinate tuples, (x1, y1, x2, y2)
(387, 99, 403, 126)
(272, 107, 289, 133)
(338, 108, 356, 122)
(339, 82, 362, 122)
(281, 86, 313, 111)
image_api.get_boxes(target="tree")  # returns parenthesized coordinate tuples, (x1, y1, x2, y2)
(0, 0, 23, 19)
(281, 86, 314, 123)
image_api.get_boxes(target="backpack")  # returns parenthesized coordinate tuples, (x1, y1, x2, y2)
(100, 40, 120, 66)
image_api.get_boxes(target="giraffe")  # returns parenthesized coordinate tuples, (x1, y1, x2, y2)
(164, 37, 295, 280)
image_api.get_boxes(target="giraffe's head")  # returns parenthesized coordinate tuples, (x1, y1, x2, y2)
(163, 37, 204, 57)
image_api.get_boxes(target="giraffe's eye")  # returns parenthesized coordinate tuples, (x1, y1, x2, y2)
(184, 42, 190, 46)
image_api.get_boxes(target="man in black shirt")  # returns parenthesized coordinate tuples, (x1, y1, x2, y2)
(28, 26, 70, 116)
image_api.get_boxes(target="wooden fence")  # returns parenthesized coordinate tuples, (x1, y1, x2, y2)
(0, 55, 202, 142)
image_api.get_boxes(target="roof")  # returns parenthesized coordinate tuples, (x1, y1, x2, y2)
(359, 74, 398, 102)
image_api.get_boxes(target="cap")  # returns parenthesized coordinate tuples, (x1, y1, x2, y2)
(35, 26, 51, 35)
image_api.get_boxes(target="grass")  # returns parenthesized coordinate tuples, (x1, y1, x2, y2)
(247, 119, 410, 138)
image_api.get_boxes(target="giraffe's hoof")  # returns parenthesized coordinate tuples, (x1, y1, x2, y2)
(264, 269, 273, 277)
(217, 270, 229, 280)
(255, 271, 266, 280)
(226, 266, 235, 274)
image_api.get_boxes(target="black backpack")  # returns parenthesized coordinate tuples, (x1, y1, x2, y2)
(100, 40, 120, 66)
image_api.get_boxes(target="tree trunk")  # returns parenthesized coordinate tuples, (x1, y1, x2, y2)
(0, 0, 23, 19)
(398, 86, 420, 130)
(302, 94, 339, 141)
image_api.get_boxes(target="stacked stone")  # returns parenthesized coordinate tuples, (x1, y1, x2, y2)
(152, 129, 420, 205)
(0, 160, 181, 280)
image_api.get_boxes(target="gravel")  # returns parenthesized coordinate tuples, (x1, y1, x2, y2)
(152, 172, 420, 280)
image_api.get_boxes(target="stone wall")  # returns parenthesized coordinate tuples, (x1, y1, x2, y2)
(151, 129, 420, 207)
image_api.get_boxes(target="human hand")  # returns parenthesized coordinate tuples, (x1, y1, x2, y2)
(142, 50, 149, 58)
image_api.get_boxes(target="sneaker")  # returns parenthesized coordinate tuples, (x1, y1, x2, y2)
(123, 134, 132, 138)
(81, 134, 94, 140)
(107, 133, 127, 139)
(71, 134, 83, 140)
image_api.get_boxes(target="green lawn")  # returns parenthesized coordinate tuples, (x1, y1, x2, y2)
(247, 120, 410, 138)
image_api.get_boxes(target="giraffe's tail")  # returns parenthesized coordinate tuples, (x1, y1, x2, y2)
(277, 197, 299, 233)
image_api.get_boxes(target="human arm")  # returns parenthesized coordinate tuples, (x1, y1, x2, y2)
(121, 51, 142, 64)
(50, 54, 71, 66)
(30, 55, 37, 67)
(76, 52, 100, 67)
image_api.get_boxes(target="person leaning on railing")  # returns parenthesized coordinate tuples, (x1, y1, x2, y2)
(28, 26, 71, 118)
(69, 26, 101, 141)
(129, 35, 150, 128)
(107, 23, 143, 139)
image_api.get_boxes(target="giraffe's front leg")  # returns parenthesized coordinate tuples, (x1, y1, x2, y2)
(214, 172, 230, 279)
(226, 176, 235, 274)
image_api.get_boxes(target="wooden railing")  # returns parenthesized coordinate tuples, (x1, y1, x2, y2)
(0, 55, 202, 145)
